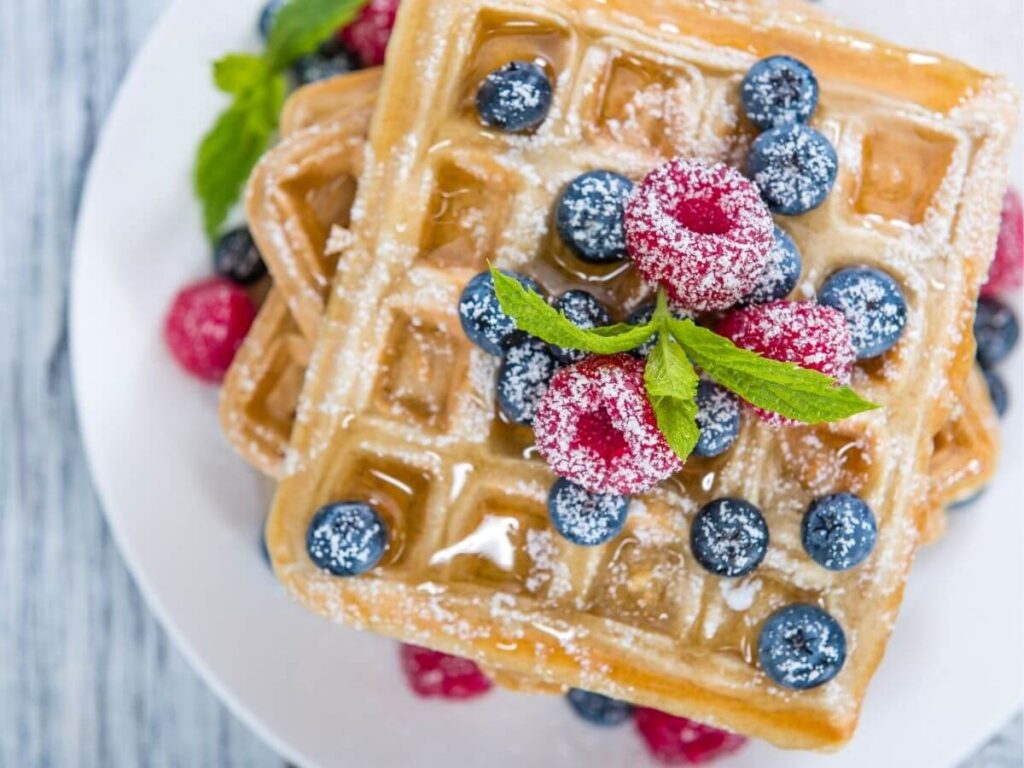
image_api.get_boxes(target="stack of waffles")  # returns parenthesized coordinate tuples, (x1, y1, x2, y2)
(220, 0, 1016, 750)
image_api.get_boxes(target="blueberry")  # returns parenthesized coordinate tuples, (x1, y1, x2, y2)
(801, 493, 877, 571)
(694, 382, 741, 458)
(747, 123, 838, 215)
(742, 227, 802, 305)
(690, 498, 768, 577)
(306, 502, 388, 577)
(740, 55, 819, 131)
(758, 604, 846, 690)
(497, 336, 560, 425)
(628, 302, 690, 358)
(548, 478, 629, 546)
(551, 290, 611, 363)
(476, 61, 553, 133)
(458, 271, 541, 356)
(258, 0, 285, 40)
(292, 39, 359, 86)
(213, 227, 267, 286)
(983, 367, 1009, 417)
(974, 296, 1019, 367)
(555, 171, 634, 264)
(566, 689, 633, 726)
(818, 267, 907, 359)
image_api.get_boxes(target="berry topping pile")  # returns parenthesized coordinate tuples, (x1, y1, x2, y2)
(497, 336, 561, 425)
(213, 226, 267, 285)
(982, 188, 1023, 297)
(818, 267, 908, 359)
(399, 644, 493, 700)
(716, 301, 856, 423)
(338, 0, 400, 67)
(547, 478, 629, 546)
(476, 61, 553, 133)
(634, 708, 748, 765)
(164, 277, 256, 382)
(690, 498, 769, 577)
(556, 170, 634, 265)
(693, 382, 741, 458)
(534, 355, 682, 495)
(566, 689, 633, 726)
(459, 270, 539, 356)
(306, 501, 388, 577)
(747, 123, 838, 215)
(551, 290, 611, 363)
(974, 296, 1019, 368)
(625, 159, 774, 311)
(758, 604, 847, 690)
(740, 55, 819, 131)
(801, 493, 877, 571)
(742, 226, 802, 306)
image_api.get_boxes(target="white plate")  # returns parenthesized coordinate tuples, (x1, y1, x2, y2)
(71, 0, 1023, 765)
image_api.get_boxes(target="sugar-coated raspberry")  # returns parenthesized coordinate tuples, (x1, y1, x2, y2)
(533, 354, 682, 495)
(164, 277, 256, 383)
(634, 708, 747, 765)
(981, 188, 1023, 297)
(716, 300, 855, 425)
(625, 159, 774, 312)
(398, 644, 493, 700)
(338, 0, 399, 67)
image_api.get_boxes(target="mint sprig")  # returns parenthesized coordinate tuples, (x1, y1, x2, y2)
(194, 0, 368, 240)
(491, 269, 879, 462)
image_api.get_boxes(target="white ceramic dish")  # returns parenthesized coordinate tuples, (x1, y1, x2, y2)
(71, 0, 1023, 765)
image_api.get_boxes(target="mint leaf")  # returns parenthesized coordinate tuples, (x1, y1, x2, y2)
(194, 76, 285, 239)
(213, 54, 268, 95)
(266, 0, 368, 70)
(670, 319, 879, 423)
(644, 333, 700, 460)
(490, 267, 656, 354)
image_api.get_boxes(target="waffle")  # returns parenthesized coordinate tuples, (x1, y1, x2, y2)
(259, 1, 1013, 747)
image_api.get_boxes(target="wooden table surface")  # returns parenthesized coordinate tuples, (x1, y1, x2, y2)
(0, 0, 1018, 765)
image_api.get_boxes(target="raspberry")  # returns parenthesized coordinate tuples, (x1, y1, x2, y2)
(634, 708, 747, 765)
(716, 300, 855, 425)
(625, 159, 774, 312)
(533, 354, 682, 495)
(981, 188, 1023, 298)
(164, 277, 256, 382)
(339, 0, 399, 67)
(398, 644, 493, 700)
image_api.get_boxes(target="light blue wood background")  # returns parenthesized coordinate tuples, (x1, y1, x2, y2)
(0, 0, 1019, 765)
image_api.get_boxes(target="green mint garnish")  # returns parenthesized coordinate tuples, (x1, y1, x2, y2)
(194, 0, 368, 240)
(492, 268, 879, 463)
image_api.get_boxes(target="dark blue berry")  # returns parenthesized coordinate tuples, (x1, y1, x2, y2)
(497, 336, 560, 425)
(258, 0, 285, 40)
(566, 689, 633, 726)
(690, 498, 768, 577)
(476, 61, 553, 133)
(213, 227, 267, 286)
(292, 40, 359, 86)
(694, 382, 741, 458)
(551, 290, 610, 363)
(801, 493, 877, 571)
(758, 604, 846, 690)
(628, 302, 690, 358)
(555, 171, 634, 264)
(747, 123, 838, 215)
(742, 226, 802, 305)
(974, 296, 1019, 367)
(306, 502, 388, 577)
(740, 55, 819, 131)
(548, 478, 629, 546)
(818, 267, 907, 359)
(458, 271, 541, 356)
(983, 367, 1009, 417)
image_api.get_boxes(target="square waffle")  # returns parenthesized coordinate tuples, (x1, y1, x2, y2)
(260, 0, 1015, 746)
